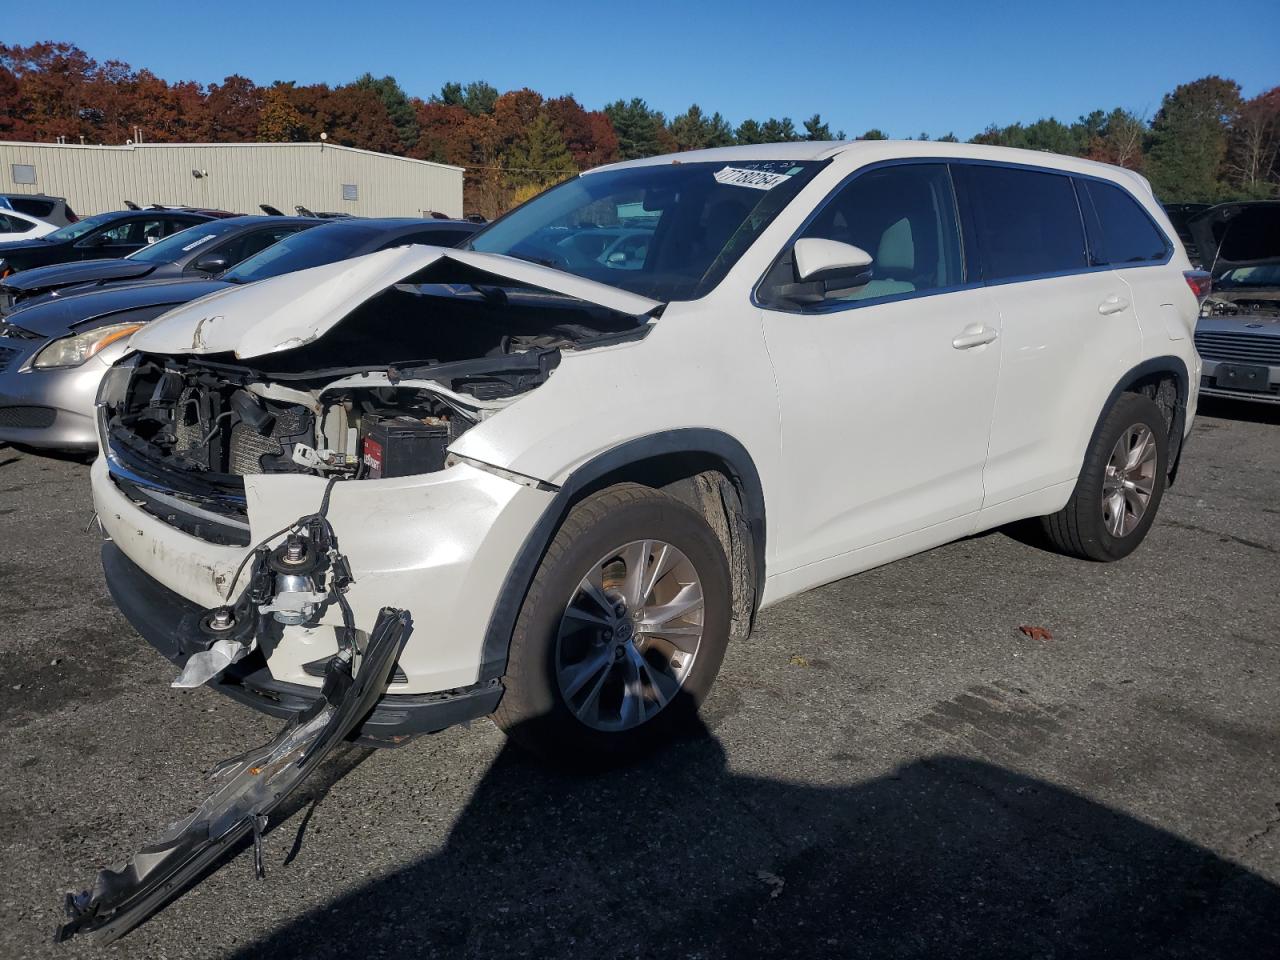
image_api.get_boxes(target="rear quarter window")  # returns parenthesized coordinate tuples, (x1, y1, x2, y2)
(956, 165, 1088, 281)
(1079, 180, 1169, 265)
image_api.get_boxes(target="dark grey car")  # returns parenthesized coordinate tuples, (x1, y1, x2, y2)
(1191, 201, 1280, 404)
(0, 216, 317, 312)
(0, 217, 480, 449)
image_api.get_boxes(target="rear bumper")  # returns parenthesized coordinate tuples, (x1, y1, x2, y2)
(102, 541, 502, 744)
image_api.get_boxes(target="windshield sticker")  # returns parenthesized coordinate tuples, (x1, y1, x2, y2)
(181, 234, 218, 252)
(714, 166, 794, 190)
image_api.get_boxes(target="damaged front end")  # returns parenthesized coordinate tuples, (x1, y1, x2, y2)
(57, 607, 411, 945)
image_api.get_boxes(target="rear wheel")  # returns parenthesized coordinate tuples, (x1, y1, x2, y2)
(493, 484, 732, 762)
(1040, 392, 1169, 561)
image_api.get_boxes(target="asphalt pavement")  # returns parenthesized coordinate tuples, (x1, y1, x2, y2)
(0, 396, 1277, 959)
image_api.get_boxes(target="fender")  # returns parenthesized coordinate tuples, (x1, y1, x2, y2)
(1085, 355, 1191, 485)
(477, 428, 766, 681)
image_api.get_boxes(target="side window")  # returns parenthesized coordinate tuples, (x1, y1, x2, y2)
(158, 217, 194, 239)
(1078, 179, 1169, 265)
(764, 163, 963, 305)
(0, 213, 34, 233)
(218, 227, 301, 265)
(956, 165, 1087, 280)
(93, 221, 141, 245)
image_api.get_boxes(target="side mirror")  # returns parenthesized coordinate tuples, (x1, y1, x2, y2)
(769, 239, 874, 306)
(191, 253, 230, 275)
(794, 238, 874, 284)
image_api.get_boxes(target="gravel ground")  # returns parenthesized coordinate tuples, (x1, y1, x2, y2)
(0, 397, 1277, 959)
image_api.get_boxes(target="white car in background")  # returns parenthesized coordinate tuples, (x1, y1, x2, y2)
(0, 207, 56, 243)
(92, 141, 1204, 761)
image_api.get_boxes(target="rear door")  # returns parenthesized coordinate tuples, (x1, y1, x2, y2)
(1077, 178, 1186, 344)
(758, 162, 1003, 577)
(954, 163, 1143, 508)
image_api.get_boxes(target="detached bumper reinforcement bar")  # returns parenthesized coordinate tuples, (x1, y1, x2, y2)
(57, 607, 412, 945)
(101, 542, 502, 744)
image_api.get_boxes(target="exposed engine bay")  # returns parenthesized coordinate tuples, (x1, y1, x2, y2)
(101, 281, 652, 523)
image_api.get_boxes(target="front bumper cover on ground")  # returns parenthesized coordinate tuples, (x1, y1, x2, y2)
(57, 607, 413, 945)
(102, 542, 503, 743)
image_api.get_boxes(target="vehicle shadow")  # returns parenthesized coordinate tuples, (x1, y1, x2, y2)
(1198, 396, 1280, 426)
(233, 720, 1280, 960)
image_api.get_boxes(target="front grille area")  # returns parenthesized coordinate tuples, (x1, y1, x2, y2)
(0, 405, 56, 428)
(1195, 330, 1280, 366)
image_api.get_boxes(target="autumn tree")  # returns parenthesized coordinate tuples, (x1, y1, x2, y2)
(257, 84, 308, 142)
(1084, 108, 1147, 170)
(1147, 76, 1242, 201)
(1226, 86, 1280, 198)
(544, 95, 618, 167)
(354, 73, 418, 151)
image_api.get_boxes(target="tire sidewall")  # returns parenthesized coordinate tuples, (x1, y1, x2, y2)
(502, 488, 732, 758)
(1079, 395, 1170, 561)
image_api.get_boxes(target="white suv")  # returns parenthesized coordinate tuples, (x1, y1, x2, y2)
(92, 141, 1203, 759)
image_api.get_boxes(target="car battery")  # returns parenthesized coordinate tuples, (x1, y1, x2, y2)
(360, 415, 449, 479)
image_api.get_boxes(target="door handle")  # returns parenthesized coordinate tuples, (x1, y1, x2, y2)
(952, 326, 998, 350)
(1098, 295, 1130, 316)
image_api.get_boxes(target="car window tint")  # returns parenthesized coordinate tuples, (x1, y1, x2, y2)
(769, 163, 963, 304)
(0, 213, 34, 233)
(958, 165, 1087, 280)
(8, 197, 54, 218)
(218, 227, 305, 265)
(1079, 180, 1168, 265)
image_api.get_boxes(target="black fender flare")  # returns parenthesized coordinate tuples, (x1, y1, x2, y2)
(477, 428, 767, 681)
(1086, 355, 1191, 484)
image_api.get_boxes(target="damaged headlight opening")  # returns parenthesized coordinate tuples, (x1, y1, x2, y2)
(33, 321, 145, 369)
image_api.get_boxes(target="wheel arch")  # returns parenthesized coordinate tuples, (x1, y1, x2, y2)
(478, 429, 766, 681)
(1090, 355, 1190, 485)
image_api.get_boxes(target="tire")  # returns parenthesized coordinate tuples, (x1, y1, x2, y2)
(1040, 392, 1169, 562)
(493, 483, 732, 763)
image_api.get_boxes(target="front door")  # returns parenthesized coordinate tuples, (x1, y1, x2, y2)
(758, 163, 1002, 581)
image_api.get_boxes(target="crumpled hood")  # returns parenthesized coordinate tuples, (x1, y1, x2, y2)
(127, 246, 663, 360)
(0, 278, 228, 340)
(1188, 201, 1280, 276)
(0, 257, 155, 295)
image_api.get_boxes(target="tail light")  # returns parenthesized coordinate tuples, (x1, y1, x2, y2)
(1184, 270, 1212, 304)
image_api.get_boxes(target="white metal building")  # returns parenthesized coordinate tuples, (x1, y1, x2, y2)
(0, 141, 464, 219)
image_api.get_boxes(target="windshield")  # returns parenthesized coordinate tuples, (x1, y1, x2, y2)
(465, 160, 826, 300)
(222, 225, 372, 283)
(1218, 264, 1280, 289)
(41, 213, 118, 243)
(126, 222, 237, 264)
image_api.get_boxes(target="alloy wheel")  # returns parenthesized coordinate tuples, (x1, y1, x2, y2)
(554, 539, 705, 732)
(1101, 423, 1157, 537)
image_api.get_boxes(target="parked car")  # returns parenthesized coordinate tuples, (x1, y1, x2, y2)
(0, 209, 215, 279)
(0, 217, 479, 450)
(1190, 200, 1280, 404)
(89, 141, 1203, 757)
(0, 208, 57, 244)
(66, 141, 1208, 941)
(0, 192, 78, 226)
(0, 215, 317, 312)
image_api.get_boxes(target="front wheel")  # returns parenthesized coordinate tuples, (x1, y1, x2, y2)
(1040, 392, 1169, 562)
(493, 483, 732, 762)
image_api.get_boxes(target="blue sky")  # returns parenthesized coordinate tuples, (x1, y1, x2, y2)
(10, 0, 1279, 139)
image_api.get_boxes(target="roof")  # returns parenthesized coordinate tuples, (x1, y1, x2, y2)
(0, 139, 464, 173)
(590, 140, 1153, 194)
